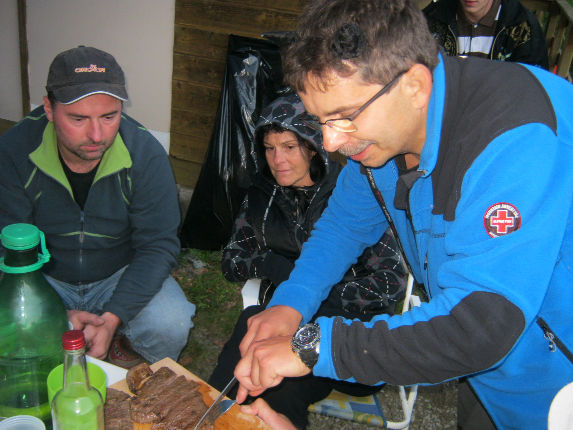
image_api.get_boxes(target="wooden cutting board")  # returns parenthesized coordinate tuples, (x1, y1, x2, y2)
(110, 357, 271, 429)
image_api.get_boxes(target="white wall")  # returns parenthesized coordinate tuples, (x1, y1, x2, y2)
(0, 0, 23, 122)
(1, 0, 175, 152)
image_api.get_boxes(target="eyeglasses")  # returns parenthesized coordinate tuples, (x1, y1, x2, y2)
(302, 71, 406, 133)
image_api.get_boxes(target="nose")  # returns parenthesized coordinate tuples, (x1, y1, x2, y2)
(87, 120, 103, 143)
(272, 147, 286, 164)
(322, 126, 349, 153)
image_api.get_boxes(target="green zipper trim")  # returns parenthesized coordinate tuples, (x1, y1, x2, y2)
(28, 121, 133, 195)
(59, 231, 120, 240)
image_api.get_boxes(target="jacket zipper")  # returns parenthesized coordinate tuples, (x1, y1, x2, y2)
(79, 211, 85, 279)
(490, 26, 505, 60)
(448, 25, 457, 55)
(537, 317, 573, 364)
(423, 254, 432, 299)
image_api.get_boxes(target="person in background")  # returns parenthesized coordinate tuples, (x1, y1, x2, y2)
(208, 93, 407, 429)
(0, 46, 196, 369)
(423, 0, 548, 68)
(232, 0, 573, 429)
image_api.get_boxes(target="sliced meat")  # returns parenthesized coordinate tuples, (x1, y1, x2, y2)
(105, 387, 132, 430)
(136, 367, 179, 398)
(111, 366, 212, 429)
(162, 397, 208, 430)
(130, 375, 194, 422)
(127, 362, 154, 393)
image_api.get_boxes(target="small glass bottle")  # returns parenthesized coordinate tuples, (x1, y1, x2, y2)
(0, 223, 69, 426)
(51, 330, 104, 430)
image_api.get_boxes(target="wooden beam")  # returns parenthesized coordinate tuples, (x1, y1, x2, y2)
(175, 1, 300, 37)
(170, 156, 203, 188)
(556, 23, 573, 77)
(17, 0, 30, 117)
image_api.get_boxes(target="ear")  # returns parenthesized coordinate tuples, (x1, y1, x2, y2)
(43, 96, 54, 122)
(400, 64, 433, 111)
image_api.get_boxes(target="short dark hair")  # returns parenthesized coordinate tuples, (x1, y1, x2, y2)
(257, 123, 325, 183)
(47, 91, 58, 109)
(282, 0, 439, 92)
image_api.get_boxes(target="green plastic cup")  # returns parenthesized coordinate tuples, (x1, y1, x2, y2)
(46, 362, 107, 404)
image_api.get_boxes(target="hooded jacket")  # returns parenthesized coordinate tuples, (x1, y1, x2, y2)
(424, 0, 549, 69)
(222, 93, 406, 317)
(0, 106, 180, 324)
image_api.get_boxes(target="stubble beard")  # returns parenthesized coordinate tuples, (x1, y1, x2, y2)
(76, 142, 110, 161)
(60, 138, 112, 162)
(337, 140, 373, 157)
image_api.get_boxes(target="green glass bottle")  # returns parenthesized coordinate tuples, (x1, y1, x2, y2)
(51, 330, 104, 430)
(0, 223, 69, 426)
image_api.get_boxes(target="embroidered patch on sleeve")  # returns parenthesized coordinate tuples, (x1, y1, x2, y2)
(483, 203, 521, 238)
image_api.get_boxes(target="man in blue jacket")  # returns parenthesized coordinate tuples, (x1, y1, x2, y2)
(233, 0, 573, 428)
(0, 46, 195, 368)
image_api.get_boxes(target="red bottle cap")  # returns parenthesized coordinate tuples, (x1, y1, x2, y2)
(62, 330, 86, 350)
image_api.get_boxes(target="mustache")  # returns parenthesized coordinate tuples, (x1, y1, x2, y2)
(337, 141, 372, 157)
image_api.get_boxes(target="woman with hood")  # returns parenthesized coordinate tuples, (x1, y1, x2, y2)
(208, 93, 407, 429)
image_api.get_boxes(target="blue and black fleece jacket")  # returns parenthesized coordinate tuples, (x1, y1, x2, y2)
(269, 55, 573, 429)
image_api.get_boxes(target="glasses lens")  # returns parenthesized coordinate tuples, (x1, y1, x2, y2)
(328, 119, 357, 133)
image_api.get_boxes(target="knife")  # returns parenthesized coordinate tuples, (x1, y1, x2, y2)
(193, 376, 237, 429)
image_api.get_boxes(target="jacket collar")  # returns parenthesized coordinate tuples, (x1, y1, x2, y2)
(29, 121, 132, 190)
(418, 53, 447, 178)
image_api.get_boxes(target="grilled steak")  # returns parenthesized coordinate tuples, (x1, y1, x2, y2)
(126, 366, 211, 429)
(127, 362, 154, 393)
(105, 387, 132, 430)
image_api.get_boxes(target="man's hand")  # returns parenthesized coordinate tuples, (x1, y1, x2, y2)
(67, 310, 121, 359)
(239, 305, 303, 357)
(240, 399, 297, 430)
(234, 334, 311, 403)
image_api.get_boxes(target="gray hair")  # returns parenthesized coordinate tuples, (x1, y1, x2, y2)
(282, 0, 439, 92)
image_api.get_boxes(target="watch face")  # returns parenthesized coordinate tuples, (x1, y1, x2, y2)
(295, 324, 319, 347)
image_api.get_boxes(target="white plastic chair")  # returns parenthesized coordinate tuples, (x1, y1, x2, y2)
(241, 273, 420, 429)
(241, 278, 262, 309)
(385, 272, 419, 429)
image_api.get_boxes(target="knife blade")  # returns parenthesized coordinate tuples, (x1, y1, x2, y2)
(193, 376, 237, 429)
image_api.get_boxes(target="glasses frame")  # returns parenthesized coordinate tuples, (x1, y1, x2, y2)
(303, 71, 406, 133)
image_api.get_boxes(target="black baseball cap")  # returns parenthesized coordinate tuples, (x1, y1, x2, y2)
(46, 46, 128, 104)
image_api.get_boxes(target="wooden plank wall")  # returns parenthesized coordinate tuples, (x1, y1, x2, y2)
(170, 0, 306, 188)
(169, 0, 474, 188)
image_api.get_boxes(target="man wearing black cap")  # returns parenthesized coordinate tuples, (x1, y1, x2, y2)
(0, 46, 196, 368)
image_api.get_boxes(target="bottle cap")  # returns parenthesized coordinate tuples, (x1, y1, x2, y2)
(0, 223, 41, 250)
(62, 330, 86, 350)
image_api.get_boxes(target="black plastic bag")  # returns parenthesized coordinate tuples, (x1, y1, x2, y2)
(180, 35, 288, 250)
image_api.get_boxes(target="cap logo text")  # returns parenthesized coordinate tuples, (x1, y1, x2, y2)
(74, 64, 106, 73)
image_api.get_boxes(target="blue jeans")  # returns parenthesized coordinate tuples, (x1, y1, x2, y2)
(44, 267, 196, 363)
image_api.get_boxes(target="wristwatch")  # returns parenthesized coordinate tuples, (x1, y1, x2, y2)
(291, 323, 320, 369)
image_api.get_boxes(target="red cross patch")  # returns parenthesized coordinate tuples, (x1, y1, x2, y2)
(483, 203, 521, 238)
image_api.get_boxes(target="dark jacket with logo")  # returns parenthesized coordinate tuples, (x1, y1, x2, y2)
(0, 106, 180, 324)
(424, 0, 548, 69)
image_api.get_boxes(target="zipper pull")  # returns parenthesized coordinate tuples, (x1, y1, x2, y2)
(541, 326, 557, 352)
